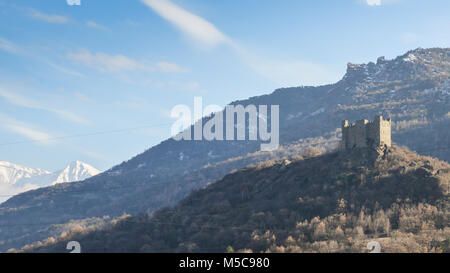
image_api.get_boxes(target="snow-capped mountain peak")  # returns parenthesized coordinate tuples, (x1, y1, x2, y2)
(0, 161, 50, 185)
(52, 161, 101, 185)
(0, 160, 101, 203)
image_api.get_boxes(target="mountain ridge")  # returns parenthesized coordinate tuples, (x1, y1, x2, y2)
(0, 161, 50, 185)
(50, 160, 101, 186)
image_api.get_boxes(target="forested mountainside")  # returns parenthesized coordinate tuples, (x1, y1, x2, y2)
(24, 146, 450, 253)
(1, 47, 449, 252)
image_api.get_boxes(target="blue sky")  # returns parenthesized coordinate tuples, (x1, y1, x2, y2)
(0, 0, 449, 171)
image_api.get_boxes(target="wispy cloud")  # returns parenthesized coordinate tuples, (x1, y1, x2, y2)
(0, 114, 53, 143)
(50, 109, 90, 125)
(68, 49, 186, 74)
(0, 87, 90, 125)
(140, 0, 229, 48)
(75, 92, 92, 102)
(0, 36, 84, 77)
(29, 9, 70, 24)
(366, 0, 382, 6)
(86, 20, 108, 30)
(68, 50, 144, 73)
(156, 61, 187, 72)
(46, 62, 85, 77)
(0, 87, 39, 108)
(0, 37, 21, 54)
(364, 0, 400, 6)
(5, 123, 52, 142)
(141, 0, 338, 86)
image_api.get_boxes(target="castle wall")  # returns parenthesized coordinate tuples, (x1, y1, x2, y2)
(380, 119, 391, 146)
(341, 116, 391, 149)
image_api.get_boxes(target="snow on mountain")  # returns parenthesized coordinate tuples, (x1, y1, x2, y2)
(0, 161, 101, 203)
(51, 161, 101, 186)
(0, 161, 50, 185)
(403, 53, 418, 62)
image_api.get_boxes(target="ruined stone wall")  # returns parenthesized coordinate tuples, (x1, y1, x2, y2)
(341, 116, 391, 149)
(379, 118, 391, 147)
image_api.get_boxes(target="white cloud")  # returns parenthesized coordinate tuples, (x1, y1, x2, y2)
(68, 50, 143, 73)
(157, 61, 186, 72)
(366, 0, 382, 6)
(68, 49, 186, 74)
(0, 87, 40, 108)
(140, 0, 229, 48)
(140, 0, 337, 87)
(29, 9, 70, 24)
(0, 114, 53, 143)
(46, 62, 85, 77)
(86, 20, 107, 30)
(0, 37, 21, 54)
(5, 123, 52, 142)
(364, 0, 401, 6)
(0, 87, 90, 125)
(75, 92, 91, 102)
(0, 37, 85, 77)
(67, 0, 81, 6)
(50, 109, 90, 125)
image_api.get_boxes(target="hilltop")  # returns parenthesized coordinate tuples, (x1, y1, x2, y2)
(24, 146, 450, 253)
(1, 47, 449, 251)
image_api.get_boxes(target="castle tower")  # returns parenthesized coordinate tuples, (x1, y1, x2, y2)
(341, 116, 391, 150)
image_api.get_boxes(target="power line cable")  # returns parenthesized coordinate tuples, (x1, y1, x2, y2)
(0, 122, 173, 147)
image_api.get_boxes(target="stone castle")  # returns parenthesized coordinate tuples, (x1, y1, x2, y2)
(341, 116, 391, 149)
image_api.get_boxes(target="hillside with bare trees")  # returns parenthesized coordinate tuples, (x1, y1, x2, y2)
(23, 146, 449, 253)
